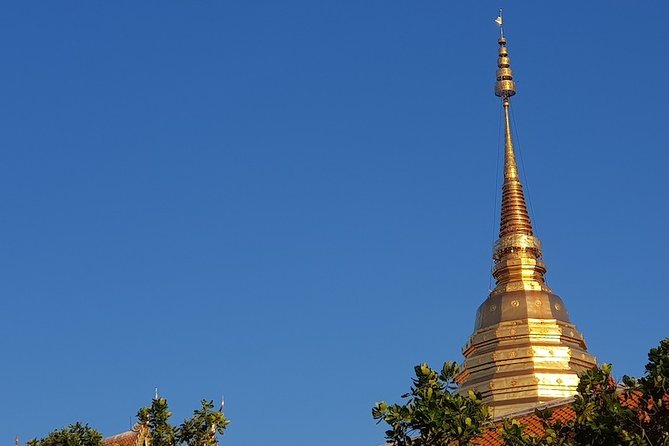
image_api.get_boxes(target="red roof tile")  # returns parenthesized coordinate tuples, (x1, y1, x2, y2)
(102, 430, 139, 446)
(472, 402, 575, 446)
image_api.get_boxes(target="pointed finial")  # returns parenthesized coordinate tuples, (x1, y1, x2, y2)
(490, 16, 550, 295)
(495, 9, 504, 38)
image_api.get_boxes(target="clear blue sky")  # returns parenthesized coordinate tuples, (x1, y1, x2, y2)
(0, 2, 667, 446)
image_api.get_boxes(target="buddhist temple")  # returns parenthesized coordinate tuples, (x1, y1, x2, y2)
(454, 13, 597, 419)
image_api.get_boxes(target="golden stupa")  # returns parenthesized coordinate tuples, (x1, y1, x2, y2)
(455, 16, 597, 418)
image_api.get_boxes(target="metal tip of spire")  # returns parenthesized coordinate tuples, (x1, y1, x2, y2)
(495, 8, 504, 38)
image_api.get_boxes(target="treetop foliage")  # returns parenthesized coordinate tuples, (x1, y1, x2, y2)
(27, 423, 102, 446)
(136, 398, 229, 446)
(372, 361, 490, 446)
(176, 400, 230, 446)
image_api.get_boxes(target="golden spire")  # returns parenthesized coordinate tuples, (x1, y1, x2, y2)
(454, 14, 597, 418)
(490, 32, 549, 296)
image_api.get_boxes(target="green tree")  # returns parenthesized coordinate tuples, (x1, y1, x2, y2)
(138, 397, 229, 446)
(634, 337, 669, 445)
(372, 361, 490, 446)
(137, 398, 175, 446)
(27, 423, 102, 446)
(176, 400, 229, 446)
(571, 363, 643, 445)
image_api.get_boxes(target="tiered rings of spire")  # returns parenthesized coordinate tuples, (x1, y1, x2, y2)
(492, 36, 549, 297)
(454, 15, 597, 418)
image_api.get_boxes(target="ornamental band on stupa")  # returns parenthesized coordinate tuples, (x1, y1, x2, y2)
(454, 13, 597, 418)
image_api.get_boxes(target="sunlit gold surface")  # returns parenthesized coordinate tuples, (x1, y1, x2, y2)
(455, 34, 597, 418)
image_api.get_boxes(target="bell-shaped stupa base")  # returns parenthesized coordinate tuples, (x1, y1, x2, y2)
(455, 290, 596, 419)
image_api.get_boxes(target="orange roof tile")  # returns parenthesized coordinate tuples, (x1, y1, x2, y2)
(381, 398, 579, 446)
(102, 430, 139, 446)
(472, 399, 576, 446)
(470, 391, 645, 445)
